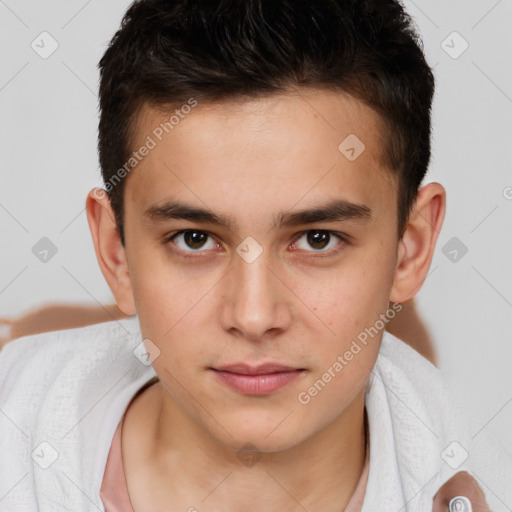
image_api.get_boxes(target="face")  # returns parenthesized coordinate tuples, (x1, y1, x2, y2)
(120, 89, 401, 452)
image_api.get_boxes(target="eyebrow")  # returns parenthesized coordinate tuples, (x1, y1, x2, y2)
(143, 198, 372, 230)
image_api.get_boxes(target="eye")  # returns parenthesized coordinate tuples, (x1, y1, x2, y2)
(166, 230, 218, 252)
(165, 228, 348, 258)
(291, 230, 346, 254)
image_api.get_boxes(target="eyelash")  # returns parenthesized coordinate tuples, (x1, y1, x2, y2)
(163, 229, 349, 259)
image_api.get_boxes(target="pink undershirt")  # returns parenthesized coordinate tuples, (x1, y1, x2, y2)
(100, 405, 370, 512)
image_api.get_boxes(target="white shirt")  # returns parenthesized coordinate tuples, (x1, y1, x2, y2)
(0, 317, 510, 511)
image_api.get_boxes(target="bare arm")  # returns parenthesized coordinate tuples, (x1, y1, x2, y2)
(386, 299, 437, 366)
(0, 303, 130, 350)
(1, 299, 437, 367)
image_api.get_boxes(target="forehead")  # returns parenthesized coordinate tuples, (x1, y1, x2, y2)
(126, 88, 396, 223)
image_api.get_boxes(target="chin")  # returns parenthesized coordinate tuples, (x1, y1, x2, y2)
(210, 418, 309, 454)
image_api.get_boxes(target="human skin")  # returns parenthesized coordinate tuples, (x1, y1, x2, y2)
(0, 304, 126, 348)
(86, 88, 446, 511)
(0, 300, 438, 365)
(433, 471, 490, 511)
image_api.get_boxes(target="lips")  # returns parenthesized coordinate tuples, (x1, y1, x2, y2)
(213, 363, 304, 375)
(210, 363, 306, 395)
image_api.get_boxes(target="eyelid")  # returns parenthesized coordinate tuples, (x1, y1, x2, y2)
(291, 230, 349, 257)
(164, 228, 350, 257)
(164, 229, 220, 256)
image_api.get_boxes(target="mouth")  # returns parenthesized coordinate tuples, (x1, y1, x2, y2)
(210, 363, 307, 395)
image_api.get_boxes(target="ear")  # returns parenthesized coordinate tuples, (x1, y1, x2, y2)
(390, 182, 446, 303)
(85, 188, 136, 316)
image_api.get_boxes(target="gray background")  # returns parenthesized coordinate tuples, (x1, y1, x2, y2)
(1, 0, 511, 504)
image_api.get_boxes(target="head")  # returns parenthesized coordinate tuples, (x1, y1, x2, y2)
(86, 0, 445, 452)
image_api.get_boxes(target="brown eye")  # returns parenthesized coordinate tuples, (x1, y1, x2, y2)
(183, 231, 207, 249)
(307, 231, 330, 250)
(169, 230, 217, 252)
(293, 230, 346, 254)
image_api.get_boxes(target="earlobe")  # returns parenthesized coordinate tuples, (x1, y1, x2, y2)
(85, 188, 136, 316)
(390, 182, 446, 303)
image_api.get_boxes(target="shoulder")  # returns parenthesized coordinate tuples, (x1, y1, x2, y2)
(376, 330, 442, 389)
(0, 316, 157, 510)
(0, 316, 144, 405)
(374, 331, 512, 509)
(362, 331, 474, 508)
(372, 330, 456, 433)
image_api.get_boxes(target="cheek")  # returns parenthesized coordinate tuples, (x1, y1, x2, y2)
(298, 253, 395, 337)
(127, 253, 220, 371)
(289, 244, 396, 387)
(294, 338, 376, 435)
(128, 244, 209, 331)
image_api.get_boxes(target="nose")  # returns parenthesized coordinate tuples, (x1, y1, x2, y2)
(219, 250, 292, 342)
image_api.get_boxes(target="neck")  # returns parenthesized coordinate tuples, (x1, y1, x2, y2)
(122, 381, 368, 512)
